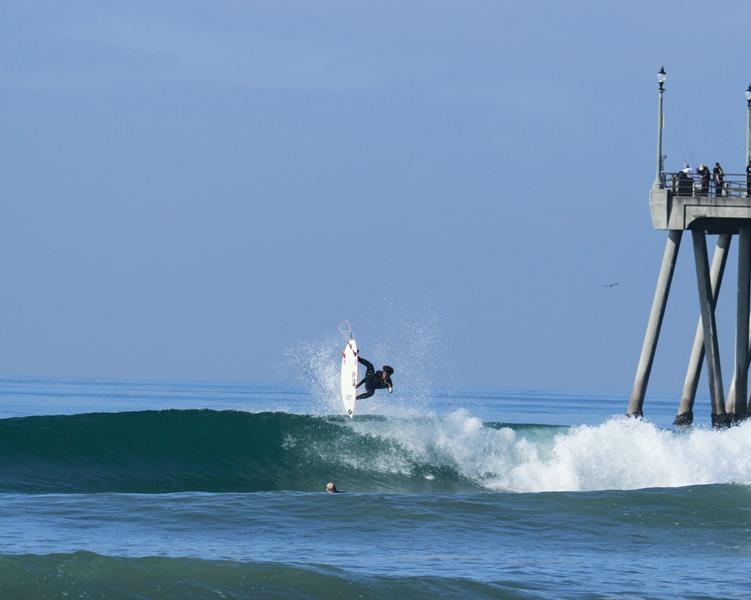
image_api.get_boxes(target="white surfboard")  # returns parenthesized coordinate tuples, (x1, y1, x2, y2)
(340, 337, 359, 418)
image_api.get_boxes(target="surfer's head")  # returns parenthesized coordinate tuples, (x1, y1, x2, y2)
(382, 365, 394, 376)
(325, 482, 338, 493)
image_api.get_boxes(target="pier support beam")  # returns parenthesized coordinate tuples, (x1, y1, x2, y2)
(675, 234, 731, 425)
(729, 227, 751, 419)
(691, 229, 730, 426)
(628, 230, 683, 417)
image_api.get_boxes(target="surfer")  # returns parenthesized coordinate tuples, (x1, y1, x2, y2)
(325, 482, 340, 493)
(355, 356, 394, 400)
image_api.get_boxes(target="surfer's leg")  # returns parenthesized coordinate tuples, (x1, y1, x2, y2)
(357, 356, 374, 374)
(356, 389, 374, 400)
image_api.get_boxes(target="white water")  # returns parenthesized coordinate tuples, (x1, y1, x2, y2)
(347, 409, 751, 493)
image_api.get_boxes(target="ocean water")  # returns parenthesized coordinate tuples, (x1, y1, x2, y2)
(1, 377, 750, 599)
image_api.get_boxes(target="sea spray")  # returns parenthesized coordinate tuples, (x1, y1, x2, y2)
(287, 312, 449, 416)
(284, 334, 342, 414)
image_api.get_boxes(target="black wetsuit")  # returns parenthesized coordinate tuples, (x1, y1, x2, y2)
(355, 356, 393, 400)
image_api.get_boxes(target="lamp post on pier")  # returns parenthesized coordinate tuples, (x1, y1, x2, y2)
(745, 84, 751, 166)
(653, 67, 667, 190)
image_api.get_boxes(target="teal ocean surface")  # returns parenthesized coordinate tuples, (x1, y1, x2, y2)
(0, 377, 749, 599)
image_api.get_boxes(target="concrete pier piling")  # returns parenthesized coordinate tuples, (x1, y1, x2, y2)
(627, 230, 682, 419)
(675, 234, 730, 424)
(731, 227, 751, 418)
(690, 229, 728, 426)
(629, 68, 751, 426)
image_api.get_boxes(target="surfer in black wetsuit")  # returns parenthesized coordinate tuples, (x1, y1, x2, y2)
(355, 356, 394, 400)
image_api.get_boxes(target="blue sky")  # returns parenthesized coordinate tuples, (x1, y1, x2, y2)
(1, 1, 750, 395)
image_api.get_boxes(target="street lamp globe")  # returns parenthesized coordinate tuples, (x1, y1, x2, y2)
(658, 66, 667, 89)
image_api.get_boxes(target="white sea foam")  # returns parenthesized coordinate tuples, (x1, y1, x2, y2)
(352, 409, 751, 493)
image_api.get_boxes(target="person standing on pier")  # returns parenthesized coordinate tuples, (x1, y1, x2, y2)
(713, 162, 725, 196)
(697, 164, 710, 196)
(746, 159, 751, 196)
(677, 165, 693, 196)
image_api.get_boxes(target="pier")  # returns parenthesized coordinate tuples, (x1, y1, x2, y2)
(627, 68, 751, 427)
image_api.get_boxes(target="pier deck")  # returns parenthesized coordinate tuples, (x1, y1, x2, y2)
(650, 172, 751, 232)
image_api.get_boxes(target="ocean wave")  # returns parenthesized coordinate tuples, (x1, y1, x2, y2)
(0, 551, 518, 600)
(1, 409, 750, 494)
(0, 410, 479, 494)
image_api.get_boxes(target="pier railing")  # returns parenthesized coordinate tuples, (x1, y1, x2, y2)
(666, 171, 751, 198)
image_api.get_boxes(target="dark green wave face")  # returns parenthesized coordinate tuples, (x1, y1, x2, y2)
(0, 410, 490, 494)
